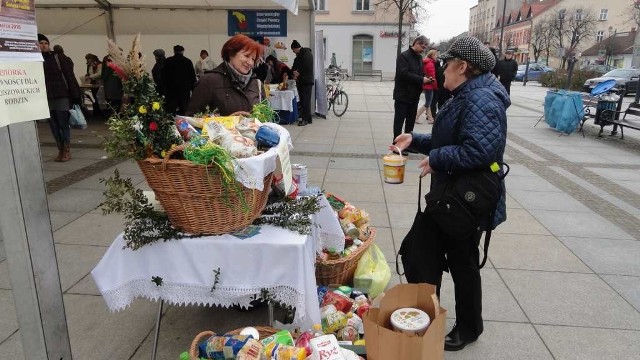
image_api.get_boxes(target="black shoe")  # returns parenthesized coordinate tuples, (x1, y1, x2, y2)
(298, 121, 307, 126)
(609, 131, 618, 136)
(308, 119, 312, 124)
(444, 325, 478, 351)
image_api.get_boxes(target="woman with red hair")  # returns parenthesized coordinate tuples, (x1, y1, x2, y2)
(187, 34, 264, 116)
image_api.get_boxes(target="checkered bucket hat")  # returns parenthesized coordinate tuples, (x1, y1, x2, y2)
(439, 36, 496, 73)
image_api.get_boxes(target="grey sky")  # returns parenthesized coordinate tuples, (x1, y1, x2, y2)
(418, 0, 478, 44)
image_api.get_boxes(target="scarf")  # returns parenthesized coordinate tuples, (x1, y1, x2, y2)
(225, 61, 252, 89)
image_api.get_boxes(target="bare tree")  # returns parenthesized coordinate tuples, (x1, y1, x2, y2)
(530, 15, 554, 64)
(551, 7, 597, 68)
(375, 0, 432, 57)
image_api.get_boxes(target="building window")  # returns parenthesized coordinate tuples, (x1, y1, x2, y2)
(575, 9, 582, 21)
(492, 7, 495, 17)
(599, 9, 608, 21)
(596, 30, 604, 42)
(355, 0, 370, 11)
(558, 9, 566, 20)
(315, 0, 326, 11)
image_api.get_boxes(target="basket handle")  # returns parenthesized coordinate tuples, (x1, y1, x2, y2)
(189, 330, 215, 359)
(162, 144, 187, 170)
(230, 111, 252, 117)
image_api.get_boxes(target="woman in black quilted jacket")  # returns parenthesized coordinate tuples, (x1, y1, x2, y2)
(392, 36, 509, 352)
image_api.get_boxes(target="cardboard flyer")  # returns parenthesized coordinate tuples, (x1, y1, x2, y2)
(0, 61, 49, 127)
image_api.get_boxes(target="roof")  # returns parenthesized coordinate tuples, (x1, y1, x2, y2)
(581, 30, 637, 56)
(494, 0, 559, 29)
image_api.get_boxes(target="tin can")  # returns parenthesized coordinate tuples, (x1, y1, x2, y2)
(292, 164, 308, 193)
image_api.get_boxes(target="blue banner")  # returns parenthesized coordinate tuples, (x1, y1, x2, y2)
(228, 10, 287, 37)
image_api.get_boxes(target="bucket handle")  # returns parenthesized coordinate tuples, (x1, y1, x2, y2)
(387, 145, 404, 158)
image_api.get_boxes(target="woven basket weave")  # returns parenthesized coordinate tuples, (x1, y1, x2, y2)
(137, 145, 272, 235)
(315, 227, 376, 286)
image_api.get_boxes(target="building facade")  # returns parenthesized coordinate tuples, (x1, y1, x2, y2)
(487, 0, 633, 68)
(314, 0, 416, 78)
(469, 0, 498, 44)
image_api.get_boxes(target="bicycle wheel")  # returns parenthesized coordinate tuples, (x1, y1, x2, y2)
(332, 91, 348, 117)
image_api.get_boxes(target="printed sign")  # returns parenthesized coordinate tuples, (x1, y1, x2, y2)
(228, 10, 288, 37)
(0, 61, 49, 127)
(362, 47, 372, 62)
(0, 0, 41, 61)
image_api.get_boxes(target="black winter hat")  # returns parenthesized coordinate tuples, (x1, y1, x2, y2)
(290, 40, 301, 49)
(439, 36, 496, 73)
(173, 45, 185, 53)
(37, 33, 49, 43)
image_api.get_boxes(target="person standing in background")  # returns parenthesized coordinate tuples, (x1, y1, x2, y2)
(416, 49, 438, 124)
(392, 35, 430, 141)
(163, 45, 196, 115)
(101, 55, 123, 115)
(84, 53, 103, 115)
(291, 40, 314, 127)
(39, 33, 81, 162)
(152, 49, 166, 96)
(495, 49, 518, 95)
(195, 49, 216, 78)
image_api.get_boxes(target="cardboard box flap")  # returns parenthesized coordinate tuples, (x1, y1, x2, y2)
(377, 283, 439, 323)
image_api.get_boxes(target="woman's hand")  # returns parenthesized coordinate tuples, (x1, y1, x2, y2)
(390, 133, 412, 153)
(418, 156, 433, 177)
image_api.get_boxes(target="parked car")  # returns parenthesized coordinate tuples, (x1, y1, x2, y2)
(514, 63, 554, 81)
(583, 68, 640, 96)
(581, 64, 617, 75)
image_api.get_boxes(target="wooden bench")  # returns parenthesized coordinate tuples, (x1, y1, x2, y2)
(601, 103, 640, 139)
(353, 69, 383, 81)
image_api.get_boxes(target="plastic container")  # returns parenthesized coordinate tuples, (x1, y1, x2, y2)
(382, 147, 406, 184)
(390, 307, 430, 336)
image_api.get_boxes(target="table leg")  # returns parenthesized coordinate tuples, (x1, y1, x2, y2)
(151, 300, 164, 360)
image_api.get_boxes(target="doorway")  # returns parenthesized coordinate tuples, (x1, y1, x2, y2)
(352, 34, 373, 74)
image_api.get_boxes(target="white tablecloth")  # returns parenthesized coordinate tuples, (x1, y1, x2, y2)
(269, 89, 298, 112)
(91, 197, 343, 329)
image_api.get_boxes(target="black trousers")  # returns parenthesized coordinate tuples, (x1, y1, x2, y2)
(434, 229, 484, 341)
(500, 80, 512, 95)
(393, 100, 418, 139)
(298, 83, 313, 124)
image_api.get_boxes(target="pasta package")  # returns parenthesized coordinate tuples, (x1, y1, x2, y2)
(205, 120, 257, 158)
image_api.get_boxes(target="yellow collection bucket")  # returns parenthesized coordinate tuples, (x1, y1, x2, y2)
(383, 146, 406, 184)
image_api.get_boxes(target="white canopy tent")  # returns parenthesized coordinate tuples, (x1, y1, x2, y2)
(35, 0, 315, 73)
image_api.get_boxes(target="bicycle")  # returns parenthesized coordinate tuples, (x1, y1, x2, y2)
(326, 77, 349, 117)
(325, 63, 349, 81)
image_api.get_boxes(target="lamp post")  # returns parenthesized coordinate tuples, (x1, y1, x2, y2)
(497, 0, 507, 56)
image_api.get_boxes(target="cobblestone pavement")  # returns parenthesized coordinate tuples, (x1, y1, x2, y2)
(1, 81, 639, 359)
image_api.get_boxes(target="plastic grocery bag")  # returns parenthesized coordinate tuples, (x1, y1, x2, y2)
(353, 244, 391, 299)
(69, 104, 87, 129)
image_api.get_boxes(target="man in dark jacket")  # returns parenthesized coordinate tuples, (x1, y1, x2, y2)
(291, 40, 314, 126)
(152, 49, 166, 96)
(39, 33, 81, 162)
(392, 35, 430, 140)
(495, 49, 518, 95)
(163, 45, 196, 115)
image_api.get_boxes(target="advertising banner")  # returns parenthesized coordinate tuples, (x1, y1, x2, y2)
(0, 0, 41, 61)
(0, 61, 49, 127)
(228, 10, 288, 37)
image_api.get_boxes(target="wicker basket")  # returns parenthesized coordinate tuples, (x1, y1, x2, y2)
(137, 145, 273, 235)
(188, 327, 278, 360)
(315, 227, 377, 286)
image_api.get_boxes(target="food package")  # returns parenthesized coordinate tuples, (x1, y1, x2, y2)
(255, 125, 281, 148)
(205, 120, 257, 158)
(321, 291, 354, 314)
(175, 116, 200, 141)
(235, 117, 261, 141)
(259, 329, 294, 354)
(309, 334, 345, 360)
(273, 345, 306, 360)
(338, 204, 358, 221)
(321, 310, 348, 334)
(353, 245, 391, 299)
(202, 334, 255, 360)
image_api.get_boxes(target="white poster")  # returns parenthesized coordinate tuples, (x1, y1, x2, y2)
(0, 61, 49, 127)
(0, 0, 42, 62)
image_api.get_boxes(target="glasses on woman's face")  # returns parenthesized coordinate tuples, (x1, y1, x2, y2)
(443, 58, 465, 71)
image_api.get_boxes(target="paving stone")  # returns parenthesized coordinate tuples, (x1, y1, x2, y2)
(49, 211, 84, 231)
(499, 270, 640, 329)
(56, 244, 107, 292)
(444, 320, 553, 360)
(371, 227, 395, 262)
(601, 275, 640, 312)
(289, 155, 330, 169)
(0, 261, 10, 289)
(536, 325, 640, 360)
(0, 331, 24, 359)
(509, 190, 592, 212)
(328, 157, 380, 170)
(560, 237, 640, 276)
(490, 233, 591, 273)
(54, 212, 125, 247)
(505, 175, 563, 192)
(529, 210, 634, 240)
(324, 168, 381, 184)
(321, 182, 384, 203)
(0, 289, 18, 343)
(347, 201, 389, 228)
(47, 188, 104, 213)
(66, 274, 101, 296)
(494, 208, 551, 236)
(295, 136, 335, 145)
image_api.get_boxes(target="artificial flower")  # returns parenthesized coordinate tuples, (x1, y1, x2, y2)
(138, 105, 147, 114)
(152, 102, 161, 111)
(149, 121, 158, 131)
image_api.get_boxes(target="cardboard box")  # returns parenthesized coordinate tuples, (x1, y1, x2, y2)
(362, 284, 447, 360)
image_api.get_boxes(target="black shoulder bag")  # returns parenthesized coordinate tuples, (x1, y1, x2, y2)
(396, 175, 446, 284)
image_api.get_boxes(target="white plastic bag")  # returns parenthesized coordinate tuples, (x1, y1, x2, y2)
(69, 104, 87, 129)
(354, 244, 391, 299)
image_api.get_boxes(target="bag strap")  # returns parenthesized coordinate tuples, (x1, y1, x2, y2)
(54, 54, 69, 90)
(478, 162, 509, 269)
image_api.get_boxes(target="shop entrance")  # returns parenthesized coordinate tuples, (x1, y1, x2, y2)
(352, 34, 373, 74)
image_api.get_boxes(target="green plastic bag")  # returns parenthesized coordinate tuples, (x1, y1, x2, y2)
(353, 244, 391, 299)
